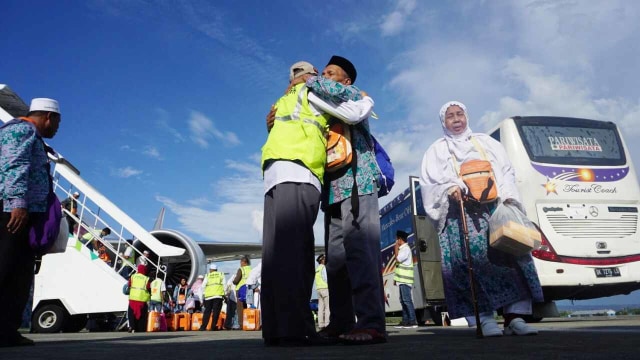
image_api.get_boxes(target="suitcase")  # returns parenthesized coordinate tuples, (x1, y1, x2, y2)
(146, 311, 162, 332)
(159, 312, 168, 332)
(173, 313, 191, 331)
(216, 311, 226, 330)
(242, 308, 261, 331)
(166, 312, 175, 331)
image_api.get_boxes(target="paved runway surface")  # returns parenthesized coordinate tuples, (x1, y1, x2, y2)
(2, 317, 639, 360)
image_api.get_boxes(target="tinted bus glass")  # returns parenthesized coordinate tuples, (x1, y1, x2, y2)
(515, 117, 626, 166)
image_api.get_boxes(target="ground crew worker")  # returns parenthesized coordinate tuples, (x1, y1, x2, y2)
(394, 230, 418, 328)
(200, 264, 225, 331)
(128, 264, 151, 333)
(149, 275, 166, 313)
(315, 254, 330, 330)
(233, 256, 251, 328)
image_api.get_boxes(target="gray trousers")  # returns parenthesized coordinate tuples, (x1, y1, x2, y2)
(261, 182, 320, 339)
(325, 193, 386, 333)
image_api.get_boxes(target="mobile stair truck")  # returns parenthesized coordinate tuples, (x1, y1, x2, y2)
(0, 84, 207, 333)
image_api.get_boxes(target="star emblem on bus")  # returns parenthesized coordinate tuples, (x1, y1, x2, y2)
(542, 178, 558, 195)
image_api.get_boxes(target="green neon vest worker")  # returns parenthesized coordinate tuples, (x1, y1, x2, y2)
(237, 265, 252, 288)
(150, 278, 163, 302)
(315, 264, 328, 290)
(204, 271, 225, 298)
(261, 83, 331, 183)
(129, 273, 150, 302)
(394, 245, 414, 285)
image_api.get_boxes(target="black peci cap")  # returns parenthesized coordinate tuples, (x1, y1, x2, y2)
(327, 55, 357, 84)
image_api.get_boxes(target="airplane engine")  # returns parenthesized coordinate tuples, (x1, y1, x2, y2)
(135, 229, 207, 288)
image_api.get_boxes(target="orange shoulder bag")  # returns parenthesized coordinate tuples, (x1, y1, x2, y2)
(325, 121, 353, 173)
(450, 137, 498, 203)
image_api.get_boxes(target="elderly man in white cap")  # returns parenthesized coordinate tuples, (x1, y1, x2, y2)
(260, 61, 374, 346)
(200, 263, 225, 331)
(0, 98, 61, 347)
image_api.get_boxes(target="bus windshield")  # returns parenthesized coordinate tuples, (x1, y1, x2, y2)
(515, 117, 626, 166)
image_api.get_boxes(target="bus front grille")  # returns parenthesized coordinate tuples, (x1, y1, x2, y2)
(545, 214, 638, 238)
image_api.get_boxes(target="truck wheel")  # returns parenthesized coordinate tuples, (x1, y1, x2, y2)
(32, 304, 65, 333)
(64, 314, 88, 332)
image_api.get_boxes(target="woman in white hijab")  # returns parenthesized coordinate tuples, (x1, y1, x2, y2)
(419, 101, 543, 337)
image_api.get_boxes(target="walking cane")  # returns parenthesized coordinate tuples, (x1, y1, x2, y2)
(459, 197, 483, 339)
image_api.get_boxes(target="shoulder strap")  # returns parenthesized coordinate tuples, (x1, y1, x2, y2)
(469, 136, 489, 160)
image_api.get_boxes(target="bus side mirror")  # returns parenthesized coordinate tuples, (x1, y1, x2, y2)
(419, 240, 427, 252)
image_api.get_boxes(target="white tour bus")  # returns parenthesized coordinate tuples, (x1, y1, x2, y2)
(489, 116, 640, 303)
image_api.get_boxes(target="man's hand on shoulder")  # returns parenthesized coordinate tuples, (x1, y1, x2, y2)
(360, 90, 368, 98)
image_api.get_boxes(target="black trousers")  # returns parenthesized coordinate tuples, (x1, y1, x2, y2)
(127, 304, 148, 332)
(0, 207, 35, 343)
(224, 300, 237, 329)
(261, 183, 320, 339)
(201, 298, 223, 330)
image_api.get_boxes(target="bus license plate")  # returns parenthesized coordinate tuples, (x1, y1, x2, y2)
(594, 267, 621, 278)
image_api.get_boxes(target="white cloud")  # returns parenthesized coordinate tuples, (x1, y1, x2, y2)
(477, 57, 640, 138)
(143, 146, 162, 159)
(156, 108, 186, 143)
(380, 0, 417, 36)
(112, 166, 143, 178)
(188, 110, 241, 148)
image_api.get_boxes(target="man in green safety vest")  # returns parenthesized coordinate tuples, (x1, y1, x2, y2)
(232, 256, 251, 328)
(394, 231, 418, 329)
(149, 274, 166, 313)
(127, 264, 151, 333)
(200, 263, 225, 331)
(315, 254, 329, 330)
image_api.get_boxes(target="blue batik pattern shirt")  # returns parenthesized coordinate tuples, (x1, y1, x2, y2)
(0, 120, 50, 212)
(306, 76, 379, 205)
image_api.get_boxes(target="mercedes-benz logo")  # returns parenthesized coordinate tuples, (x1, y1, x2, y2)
(589, 206, 599, 217)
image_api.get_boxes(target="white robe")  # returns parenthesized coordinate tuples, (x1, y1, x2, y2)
(419, 103, 522, 233)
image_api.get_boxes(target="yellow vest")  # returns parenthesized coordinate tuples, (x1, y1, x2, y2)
(129, 273, 150, 302)
(237, 265, 252, 288)
(315, 264, 328, 290)
(261, 83, 330, 183)
(394, 244, 414, 285)
(150, 278, 163, 302)
(204, 271, 225, 298)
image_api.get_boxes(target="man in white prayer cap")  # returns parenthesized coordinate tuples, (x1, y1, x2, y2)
(0, 97, 62, 347)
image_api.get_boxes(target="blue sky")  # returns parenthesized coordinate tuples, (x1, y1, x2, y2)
(3, 0, 640, 305)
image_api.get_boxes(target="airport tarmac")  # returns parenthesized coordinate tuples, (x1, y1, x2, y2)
(1, 317, 639, 360)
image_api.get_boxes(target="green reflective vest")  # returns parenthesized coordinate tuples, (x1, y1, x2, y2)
(150, 278, 163, 302)
(315, 264, 328, 290)
(129, 273, 150, 302)
(237, 265, 252, 288)
(204, 271, 225, 298)
(261, 83, 330, 183)
(394, 245, 414, 285)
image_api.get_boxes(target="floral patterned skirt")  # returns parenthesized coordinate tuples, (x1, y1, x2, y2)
(438, 201, 543, 319)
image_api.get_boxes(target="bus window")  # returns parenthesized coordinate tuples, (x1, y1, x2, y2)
(515, 118, 625, 166)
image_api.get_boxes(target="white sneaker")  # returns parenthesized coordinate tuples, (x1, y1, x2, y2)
(480, 318, 503, 337)
(504, 318, 538, 336)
